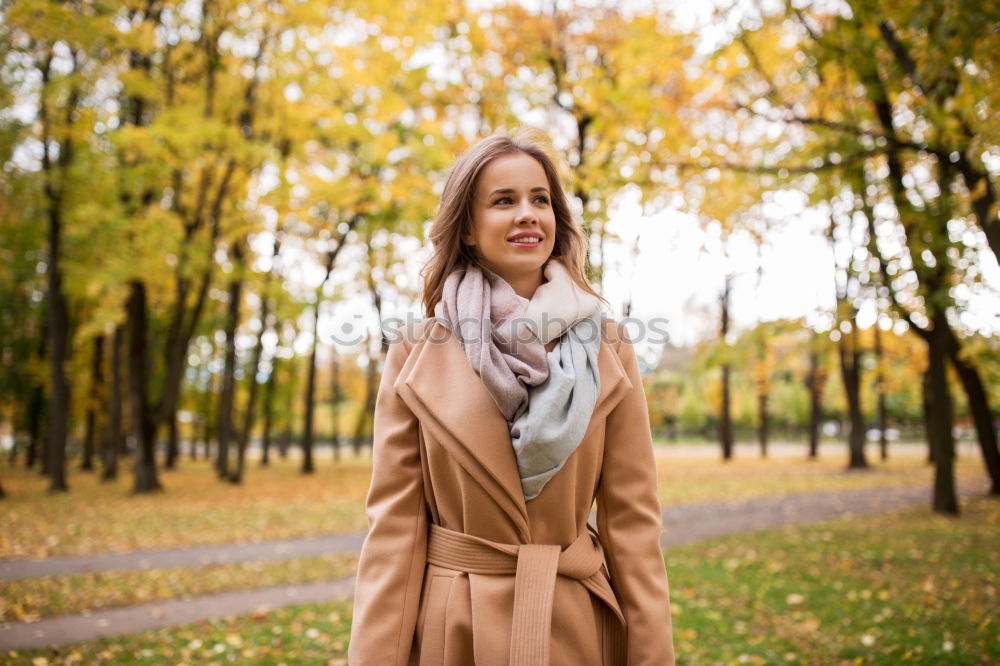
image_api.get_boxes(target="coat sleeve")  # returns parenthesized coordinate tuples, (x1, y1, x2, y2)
(596, 328, 676, 666)
(348, 335, 428, 666)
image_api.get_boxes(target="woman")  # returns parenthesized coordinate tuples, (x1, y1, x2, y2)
(348, 128, 675, 665)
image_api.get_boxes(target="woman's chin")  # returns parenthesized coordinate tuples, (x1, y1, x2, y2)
(501, 254, 550, 272)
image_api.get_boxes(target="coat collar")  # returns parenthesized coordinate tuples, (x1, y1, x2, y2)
(394, 319, 632, 537)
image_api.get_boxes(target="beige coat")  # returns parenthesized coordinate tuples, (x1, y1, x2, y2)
(348, 317, 675, 665)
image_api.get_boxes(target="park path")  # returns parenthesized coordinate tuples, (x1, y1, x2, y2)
(0, 479, 990, 651)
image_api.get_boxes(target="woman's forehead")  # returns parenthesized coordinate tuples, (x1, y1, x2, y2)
(476, 153, 548, 192)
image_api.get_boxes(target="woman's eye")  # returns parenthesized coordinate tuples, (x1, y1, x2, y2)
(492, 195, 547, 205)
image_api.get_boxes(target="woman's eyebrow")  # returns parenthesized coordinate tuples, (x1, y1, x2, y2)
(488, 186, 550, 196)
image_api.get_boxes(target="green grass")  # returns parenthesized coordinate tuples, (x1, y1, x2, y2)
(9, 495, 997, 665)
(4, 602, 355, 665)
(667, 494, 999, 665)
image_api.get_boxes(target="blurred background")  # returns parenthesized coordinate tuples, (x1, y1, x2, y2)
(1, 0, 998, 663)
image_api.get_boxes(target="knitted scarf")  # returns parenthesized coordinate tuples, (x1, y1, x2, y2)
(433, 258, 602, 499)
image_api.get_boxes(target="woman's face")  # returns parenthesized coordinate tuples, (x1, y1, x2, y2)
(464, 151, 557, 290)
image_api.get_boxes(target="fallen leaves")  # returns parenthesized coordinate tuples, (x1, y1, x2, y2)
(1, 457, 373, 559)
(654, 451, 985, 506)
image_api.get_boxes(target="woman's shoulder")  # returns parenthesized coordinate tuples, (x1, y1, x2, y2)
(596, 314, 632, 354)
(385, 316, 443, 356)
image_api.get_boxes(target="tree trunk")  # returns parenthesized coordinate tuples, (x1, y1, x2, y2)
(301, 336, 318, 474)
(199, 396, 211, 462)
(261, 356, 277, 467)
(38, 48, 72, 493)
(279, 425, 291, 459)
(838, 323, 868, 470)
(24, 315, 48, 469)
(874, 324, 889, 461)
(196, 356, 216, 462)
(26, 383, 45, 469)
(300, 236, 348, 472)
(260, 355, 278, 467)
(926, 316, 958, 514)
(164, 409, 179, 470)
(216, 261, 242, 480)
(280, 361, 293, 461)
(806, 346, 822, 460)
(44, 209, 70, 492)
(300, 297, 326, 473)
(720, 274, 734, 461)
(102, 325, 124, 481)
(81, 335, 104, 471)
(330, 349, 341, 461)
(128, 281, 162, 494)
(232, 280, 267, 484)
(757, 392, 768, 458)
(361, 243, 389, 456)
(353, 345, 377, 456)
(922, 370, 935, 464)
(944, 331, 1000, 495)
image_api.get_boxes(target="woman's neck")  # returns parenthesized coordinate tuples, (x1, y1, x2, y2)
(508, 271, 544, 300)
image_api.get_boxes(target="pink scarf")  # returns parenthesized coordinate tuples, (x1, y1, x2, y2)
(432, 258, 599, 422)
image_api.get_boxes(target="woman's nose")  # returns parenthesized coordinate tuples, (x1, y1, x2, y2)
(515, 199, 537, 223)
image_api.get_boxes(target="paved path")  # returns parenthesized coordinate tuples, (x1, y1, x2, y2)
(0, 479, 990, 651)
(657, 483, 985, 547)
(0, 579, 357, 651)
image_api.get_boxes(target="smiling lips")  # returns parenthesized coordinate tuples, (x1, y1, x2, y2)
(507, 233, 544, 247)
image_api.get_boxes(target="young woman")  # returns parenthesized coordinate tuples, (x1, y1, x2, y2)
(348, 128, 675, 665)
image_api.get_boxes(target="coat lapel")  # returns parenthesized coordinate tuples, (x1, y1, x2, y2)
(394, 320, 632, 536)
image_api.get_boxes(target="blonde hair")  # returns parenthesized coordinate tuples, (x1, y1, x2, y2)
(420, 127, 605, 317)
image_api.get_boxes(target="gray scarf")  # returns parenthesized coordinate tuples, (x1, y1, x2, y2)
(511, 310, 602, 499)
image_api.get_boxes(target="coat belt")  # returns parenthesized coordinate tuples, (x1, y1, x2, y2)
(426, 523, 627, 666)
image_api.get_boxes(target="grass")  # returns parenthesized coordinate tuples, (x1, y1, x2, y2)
(665, 494, 999, 665)
(0, 553, 358, 623)
(8, 494, 998, 665)
(4, 602, 356, 666)
(0, 446, 987, 559)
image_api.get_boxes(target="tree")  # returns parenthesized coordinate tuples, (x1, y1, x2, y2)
(215, 240, 244, 480)
(80, 334, 104, 471)
(804, 332, 830, 460)
(719, 273, 735, 460)
(827, 205, 869, 471)
(101, 325, 125, 481)
(230, 233, 280, 483)
(127, 281, 161, 494)
(703, 0, 999, 511)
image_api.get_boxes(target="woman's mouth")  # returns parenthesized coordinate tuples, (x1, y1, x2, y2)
(507, 235, 543, 248)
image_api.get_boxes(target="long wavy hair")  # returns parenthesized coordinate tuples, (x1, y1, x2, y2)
(421, 127, 606, 318)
